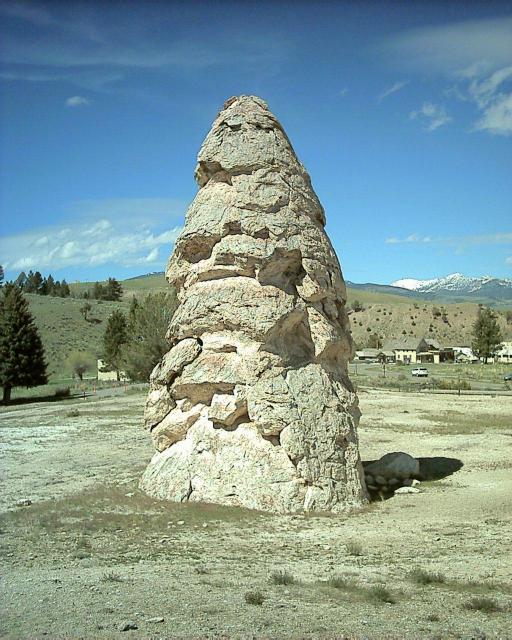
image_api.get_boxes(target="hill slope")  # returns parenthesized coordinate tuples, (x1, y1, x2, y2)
(28, 274, 512, 379)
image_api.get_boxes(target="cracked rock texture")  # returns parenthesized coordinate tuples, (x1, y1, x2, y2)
(140, 95, 368, 513)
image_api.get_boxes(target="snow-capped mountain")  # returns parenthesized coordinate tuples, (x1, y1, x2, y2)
(390, 273, 512, 299)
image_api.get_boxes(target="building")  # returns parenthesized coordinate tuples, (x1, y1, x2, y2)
(382, 338, 420, 364)
(382, 337, 454, 364)
(496, 341, 512, 364)
(354, 348, 381, 362)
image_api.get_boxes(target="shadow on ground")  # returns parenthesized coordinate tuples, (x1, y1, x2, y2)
(362, 455, 464, 501)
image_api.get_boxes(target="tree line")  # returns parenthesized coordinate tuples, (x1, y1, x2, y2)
(0, 265, 508, 403)
(13, 270, 71, 297)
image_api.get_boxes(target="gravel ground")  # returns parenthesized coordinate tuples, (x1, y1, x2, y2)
(0, 388, 511, 639)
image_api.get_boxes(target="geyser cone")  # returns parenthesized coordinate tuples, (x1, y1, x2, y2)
(140, 95, 368, 513)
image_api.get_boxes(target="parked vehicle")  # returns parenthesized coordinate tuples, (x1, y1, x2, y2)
(504, 373, 512, 381)
(412, 367, 428, 377)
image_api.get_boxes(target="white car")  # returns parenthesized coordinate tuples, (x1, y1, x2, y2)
(412, 367, 428, 377)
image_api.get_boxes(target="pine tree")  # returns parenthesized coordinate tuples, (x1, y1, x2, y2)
(0, 265, 4, 286)
(105, 277, 123, 301)
(0, 285, 47, 403)
(102, 310, 128, 381)
(123, 291, 178, 381)
(471, 307, 503, 363)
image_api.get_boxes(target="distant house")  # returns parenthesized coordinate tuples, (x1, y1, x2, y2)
(382, 338, 420, 364)
(452, 346, 478, 363)
(383, 337, 454, 364)
(354, 348, 381, 362)
(496, 341, 512, 364)
(97, 359, 130, 382)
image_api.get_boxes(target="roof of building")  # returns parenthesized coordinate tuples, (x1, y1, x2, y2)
(383, 338, 420, 351)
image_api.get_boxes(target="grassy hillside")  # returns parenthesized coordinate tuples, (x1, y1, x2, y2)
(28, 274, 512, 380)
(27, 294, 129, 379)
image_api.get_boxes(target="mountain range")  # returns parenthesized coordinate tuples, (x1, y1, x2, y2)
(349, 273, 512, 304)
(129, 271, 512, 304)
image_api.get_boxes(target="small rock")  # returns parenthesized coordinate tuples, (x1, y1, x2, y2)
(119, 622, 138, 632)
(125, 492, 135, 497)
(16, 499, 32, 507)
(147, 617, 164, 623)
(202, 522, 208, 528)
(394, 486, 421, 495)
(411, 479, 420, 487)
(177, 520, 185, 525)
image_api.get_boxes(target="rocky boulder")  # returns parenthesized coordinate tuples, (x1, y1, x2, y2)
(140, 95, 368, 514)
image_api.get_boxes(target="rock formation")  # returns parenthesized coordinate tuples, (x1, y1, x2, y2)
(140, 95, 368, 514)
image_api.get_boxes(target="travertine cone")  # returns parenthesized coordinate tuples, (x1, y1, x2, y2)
(140, 95, 368, 513)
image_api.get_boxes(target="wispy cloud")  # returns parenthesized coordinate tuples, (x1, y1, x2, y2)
(339, 87, 348, 97)
(378, 80, 408, 102)
(506, 256, 512, 265)
(386, 232, 512, 246)
(65, 95, 90, 107)
(381, 17, 512, 136)
(382, 17, 512, 77)
(0, 2, 293, 92)
(0, 197, 186, 275)
(385, 234, 432, 244)
(409, 102, 451, 131)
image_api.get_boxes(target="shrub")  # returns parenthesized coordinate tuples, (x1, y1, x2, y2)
(464, 597, 503, 613)
(270, 570, 296, 585)
(408, 568, 446, 585)
(66, 408, 80, 418)
(326, 575, 348, 589)
(366, 585, 396, 604)
(244, 591, 265, 605)
(54, 387, 71, 399)
(346, 541, 363, 556)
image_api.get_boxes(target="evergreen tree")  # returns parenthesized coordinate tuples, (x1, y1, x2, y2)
(471, 307, 503, 363)
(15, 271, 27, 288)
(0, 265, 4, 286)
(105, 277, 123, 301)
(59, 279, 70, 297)
(42, 274, 55, 296)
(123, 291, 178, 381)
(0, 285, 47, 402)
(102, 310, 128, 381)
(92, 281, 105, 300)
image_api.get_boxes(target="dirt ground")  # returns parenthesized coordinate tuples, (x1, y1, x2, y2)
(1, 388, 511, 639)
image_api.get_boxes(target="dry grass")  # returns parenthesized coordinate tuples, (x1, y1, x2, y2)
(270, 570, 297, 585)
(464, 597, 504, 613)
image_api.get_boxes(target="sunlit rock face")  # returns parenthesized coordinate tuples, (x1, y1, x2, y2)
(140, 95, 368, 514)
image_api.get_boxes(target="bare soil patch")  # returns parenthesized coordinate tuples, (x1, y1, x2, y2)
(1, 389, 511, 639)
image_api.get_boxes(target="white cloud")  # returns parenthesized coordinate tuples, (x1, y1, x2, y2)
(386, 232, 512, 246)
(378, 80, 408, 102)
(142, 247, 159, 263)
(385, 234, 432, 244)
(339, 87, 348, 96)
(0, 197, 186, 274)
(65, 95, 90, 107)
(382, 17, 512, 77)
(410, 102, 451, 131)
(506, 256, 512, 265)
(0, 3, 293, 93)
(382, 17, 512, 137)
(472, 88, 512, 137)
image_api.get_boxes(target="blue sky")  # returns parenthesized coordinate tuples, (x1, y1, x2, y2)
(0, 0, 511, 285)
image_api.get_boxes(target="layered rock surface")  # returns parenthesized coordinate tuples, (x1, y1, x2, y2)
(140, 95, 368, 513)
